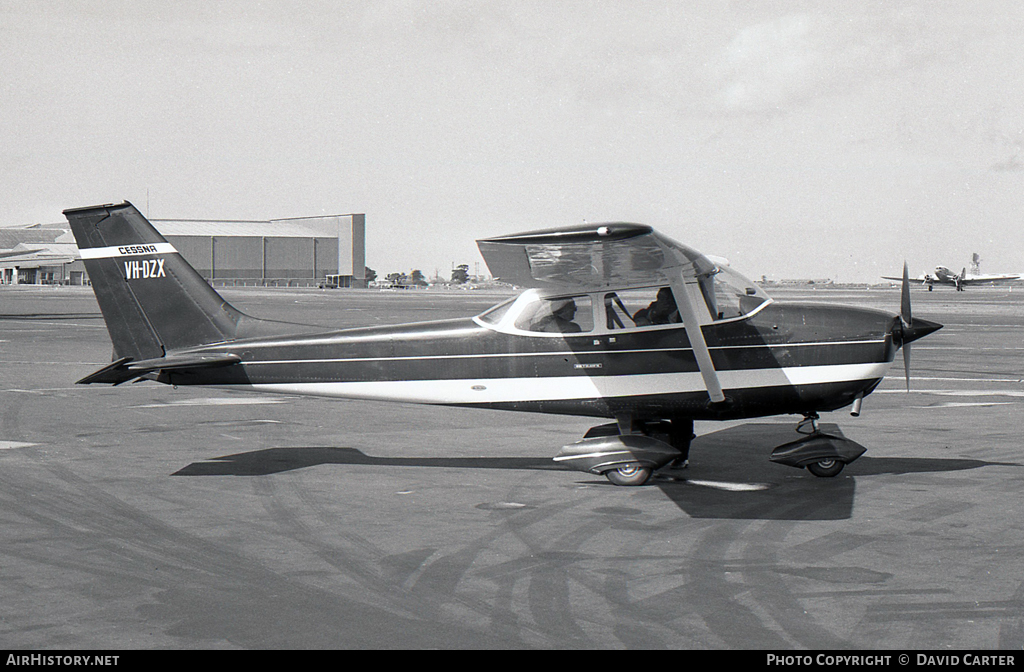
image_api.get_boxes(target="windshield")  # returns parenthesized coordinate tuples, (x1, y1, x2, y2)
(476, 297, 517, 325)
(699, 265, 770, 320)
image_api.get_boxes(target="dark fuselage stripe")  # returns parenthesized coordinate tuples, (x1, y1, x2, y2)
(200, 339, 888, 387)
(241, 339, 886, 365)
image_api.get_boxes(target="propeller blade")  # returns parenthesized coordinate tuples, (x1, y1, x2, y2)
(900, 261, 913, 390)
(901, 261, 912, 327)
(894, 263, 941, 392)
(903, 342, 912, 391)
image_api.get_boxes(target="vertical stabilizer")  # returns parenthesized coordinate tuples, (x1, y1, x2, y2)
(65, 201, 246, 361)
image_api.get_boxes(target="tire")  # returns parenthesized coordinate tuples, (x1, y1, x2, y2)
(807, 459, 845, 478)
(605, 464, 653, 486)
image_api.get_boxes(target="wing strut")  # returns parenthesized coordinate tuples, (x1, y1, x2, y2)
(668, 275, 726, 404)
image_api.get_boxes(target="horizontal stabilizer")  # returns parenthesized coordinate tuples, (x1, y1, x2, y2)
(77, 357, 136, 385)
(78, 353, 241, 385)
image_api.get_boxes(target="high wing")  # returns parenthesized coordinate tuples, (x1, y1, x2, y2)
(882, 274, 931, 283)
(478, 223, 728, 403)
(477, 222, 718, 290)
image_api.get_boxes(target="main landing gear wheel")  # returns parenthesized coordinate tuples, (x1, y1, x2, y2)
(806, 458, 845, 478)
(604, 465, 653, 486)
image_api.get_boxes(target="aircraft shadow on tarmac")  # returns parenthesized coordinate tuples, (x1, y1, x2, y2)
(173, 423, 1018, 521)
(173, 448, 558, 478)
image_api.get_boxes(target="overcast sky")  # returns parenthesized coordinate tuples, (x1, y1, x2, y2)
(3, 1, 1022, 282)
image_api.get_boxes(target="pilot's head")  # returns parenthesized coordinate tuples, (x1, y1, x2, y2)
(652, 287, 676, 314)
(551, 298, 577, 319)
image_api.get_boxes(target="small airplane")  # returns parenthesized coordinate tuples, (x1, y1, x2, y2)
(65, 201, 942, 486)
(884, 263, 1021, 291)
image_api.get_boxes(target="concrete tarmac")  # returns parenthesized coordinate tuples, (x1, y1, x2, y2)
(1, 284, 1022, 649)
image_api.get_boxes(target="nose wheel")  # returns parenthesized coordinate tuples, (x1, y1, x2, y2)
(806, 457, 844, 478)
(769, 412, 865, 478)
(798, 413, 846, 477)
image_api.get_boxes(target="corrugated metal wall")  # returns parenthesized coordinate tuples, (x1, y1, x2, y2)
(170, 237, 213, 277)
(166, 235, 343, 283)
(264, 237, 311, 278)
(153, 213, 362, 286)
(212, 236, 262, 279)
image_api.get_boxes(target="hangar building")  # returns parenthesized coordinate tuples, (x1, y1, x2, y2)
(0, 213, 366, 288)
(153, 213, 365, 287)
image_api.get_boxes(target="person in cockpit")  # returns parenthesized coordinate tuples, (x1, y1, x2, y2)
(533, 298, 582, 333)
(633, 287, 680, 326)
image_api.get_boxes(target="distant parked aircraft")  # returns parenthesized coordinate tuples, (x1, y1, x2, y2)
(885, 256, 1021, 291)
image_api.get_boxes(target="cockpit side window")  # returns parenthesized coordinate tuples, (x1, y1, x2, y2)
(604, 287, 681, 329)
(514, 295, 594, 334)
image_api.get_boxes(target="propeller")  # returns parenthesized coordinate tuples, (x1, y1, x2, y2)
(895, 262, 943, 391)
(901, 262, 913, 390)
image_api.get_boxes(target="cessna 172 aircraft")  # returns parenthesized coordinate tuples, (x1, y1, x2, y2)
(883, 265, 1021, 291)
(65, 202, 942, 486)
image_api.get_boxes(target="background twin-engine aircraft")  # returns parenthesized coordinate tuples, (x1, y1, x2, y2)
(65, 202, 941, 486)
(884, 255, 1021, 291)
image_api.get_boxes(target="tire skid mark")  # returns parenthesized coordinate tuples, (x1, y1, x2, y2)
(675, 520, 794, 648)
(253, 471, 568, 646)
(523, 520, 609, 646)
(486, 488, 672, 648)
(595, 516, 717, 648)
(843, 491, 1014, 648)
(998, 578, 1024, 648)
(252, 475, 425, 620)
(452, 486, 610, 647)
(586, 515, 847, 648)
(403, 492, 606, 647)
(735, 521, 855, 649)
(0, 465, 495, 648)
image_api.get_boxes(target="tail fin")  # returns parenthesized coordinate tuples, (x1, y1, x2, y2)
(65, 201, 249, 361)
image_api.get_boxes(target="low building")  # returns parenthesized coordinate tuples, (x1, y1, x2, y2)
(1, 213, 365, 288)
(0, 224, 83, 285)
